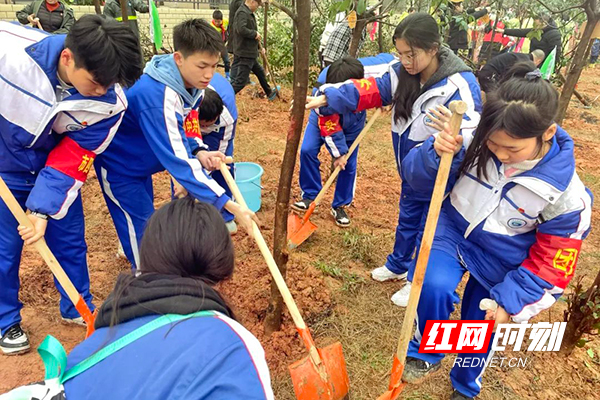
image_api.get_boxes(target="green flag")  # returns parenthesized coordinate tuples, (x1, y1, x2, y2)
(540, 46, 556, 80)
(149, 0, 163, 51)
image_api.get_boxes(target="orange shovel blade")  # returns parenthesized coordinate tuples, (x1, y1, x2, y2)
(376, 383, 406, 400)
(377, 355, 406, 400)
(289, 342, 349, 400)
(287, 213, 318, 250)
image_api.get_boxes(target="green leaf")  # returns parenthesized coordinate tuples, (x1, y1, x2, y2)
(587, 348, 595, 358)
(341, 0, 352, 11)
(357, 0, 366, 15)
(576, 339, 588, 348)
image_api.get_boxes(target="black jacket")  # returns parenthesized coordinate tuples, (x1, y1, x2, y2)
(478, 52, 531, 92)
(503, 22, 562, 62)
(227, 0, 244, 53)
(233, 4, 259, 58)
(447, 8, 488, 50)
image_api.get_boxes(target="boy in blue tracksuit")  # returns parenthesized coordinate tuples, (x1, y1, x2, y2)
(291, 53, 395, 227)
(95, 19, 256, 269)
(0, 16, 142, 354)
(197, 73, 238, 231)
(305, 13, 482, 307)
(400, 63, 592, 399)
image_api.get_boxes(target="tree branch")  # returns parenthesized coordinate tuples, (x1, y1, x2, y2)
(311, 0, 325, 19)
(533, 0, 587, 15)
(269, 0, 297, 21)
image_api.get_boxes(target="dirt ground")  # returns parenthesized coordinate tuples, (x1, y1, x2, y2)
(1, 68, 600, 400)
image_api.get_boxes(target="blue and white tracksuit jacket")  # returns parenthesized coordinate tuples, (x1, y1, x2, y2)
(402, 127, 592, 397)
(198, 72, 238, 222)
(0, 23, 127, 331)
(94, 55, 230, 269)
(316, 56, 482, 276)
(299, 53, 395, 208)
(64, 312, 274, 399)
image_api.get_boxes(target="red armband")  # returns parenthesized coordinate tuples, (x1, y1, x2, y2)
(184, 110, 202, 139)
(351, 77, 382, 111)
(318, 114, 342, 137)
(46, 137, 95, 182)
(522, 232, 582, 289)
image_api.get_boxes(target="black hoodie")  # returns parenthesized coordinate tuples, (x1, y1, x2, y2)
(504, 20, 562, 63)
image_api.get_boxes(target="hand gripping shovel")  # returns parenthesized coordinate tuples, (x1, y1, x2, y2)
(0, 177, 96, 338)
(218, 162, 349, 400)
(287, 108, 382, 250)
(377, 100, 468, 400)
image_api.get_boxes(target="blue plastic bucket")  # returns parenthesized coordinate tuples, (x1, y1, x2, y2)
(234, 162, 264, 212)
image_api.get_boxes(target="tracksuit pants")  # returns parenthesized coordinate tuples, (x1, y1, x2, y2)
(0, 188, 93, 334)
(298, 124, 359, 209)
(407, 247, 495, 398)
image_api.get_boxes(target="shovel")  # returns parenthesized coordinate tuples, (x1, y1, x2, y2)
(287, 108, 383, 250)
(0, 177, 96, 338)
(258, 42, 282, 101)
(377, 100, 468, 400)
(218, 162, 350, 400)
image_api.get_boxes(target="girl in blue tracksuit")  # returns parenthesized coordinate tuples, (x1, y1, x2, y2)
(306, 13, 482, 306)
(400, 62, 592, 399)
(0, 17, 141, 354)
(61, 198, 274, 399)
(95, 19, 256, 269)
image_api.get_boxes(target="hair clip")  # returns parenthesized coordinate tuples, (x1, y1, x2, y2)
(525, 69, 542, 81)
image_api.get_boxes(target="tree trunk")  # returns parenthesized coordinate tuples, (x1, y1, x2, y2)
(263, 2, 269, 50)
(561, 269, 600, 355)
(349, 18, 367, 57)
(93, 0, 102, 15)
(557, 9, 599, 124)
(264, 0, 311, 335)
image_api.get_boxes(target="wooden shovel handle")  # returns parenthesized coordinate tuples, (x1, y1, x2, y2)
(394, 101, 468, 364)
(218, 163, 319, 343)
(312, 108, 383, 207)
(0, 176, 95, 333)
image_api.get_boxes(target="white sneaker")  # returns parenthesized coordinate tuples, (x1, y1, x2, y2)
(226, 220, 238, 235)
(371, 265, 407, 282)
(391, 282, 413, 307)
(61, 316, 86, 326)
(0, 324, 30, 355)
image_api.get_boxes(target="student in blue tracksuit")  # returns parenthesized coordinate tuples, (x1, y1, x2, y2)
(291, 54, 395, 227)
(95, 19, 257, 269)
(63, 198, 274, 399)
(400, 62, 592, 400)
(305, 13, 482, 306)
(0, 16, 142, 355)
(197, 73, 238, 231)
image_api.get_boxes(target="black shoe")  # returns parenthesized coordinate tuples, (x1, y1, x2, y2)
(291, 198, 313, 212)
(402, 356, 441, 383)
(450, 390, 474, 400)
(0, 324, 30, 355)
(331, 207, 351, 227)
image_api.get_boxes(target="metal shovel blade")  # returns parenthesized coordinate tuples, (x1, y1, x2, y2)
(289, 341, 350, 400)
(287, 213, 318, 250)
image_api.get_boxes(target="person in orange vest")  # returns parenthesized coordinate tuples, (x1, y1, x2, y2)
(211, 10, 231, 81)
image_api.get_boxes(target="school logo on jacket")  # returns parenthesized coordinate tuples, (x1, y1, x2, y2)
(507, 218, 527, 228)
(553, 248, 578, 278)
(66, 121, 88, 131)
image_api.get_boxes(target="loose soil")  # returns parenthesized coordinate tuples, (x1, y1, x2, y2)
(1, 69, 600, 400)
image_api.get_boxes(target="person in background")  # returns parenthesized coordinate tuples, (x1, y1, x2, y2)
(227, 0, 244, 55)
(319, 12, 346, 69)
(211, 10, 231, 81)
(321, 15, 374, 67)
(446, 0, 488, 57)
(478, 49, 545, 93)
(591, 38, 600, 64)
(16, 0, 74, 34)
(500, 12, 562, 63)
(230, 0, 278, 99)
(103, 0, 149, 41)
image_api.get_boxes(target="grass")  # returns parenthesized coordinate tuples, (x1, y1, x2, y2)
(313, 260, 366, 292)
